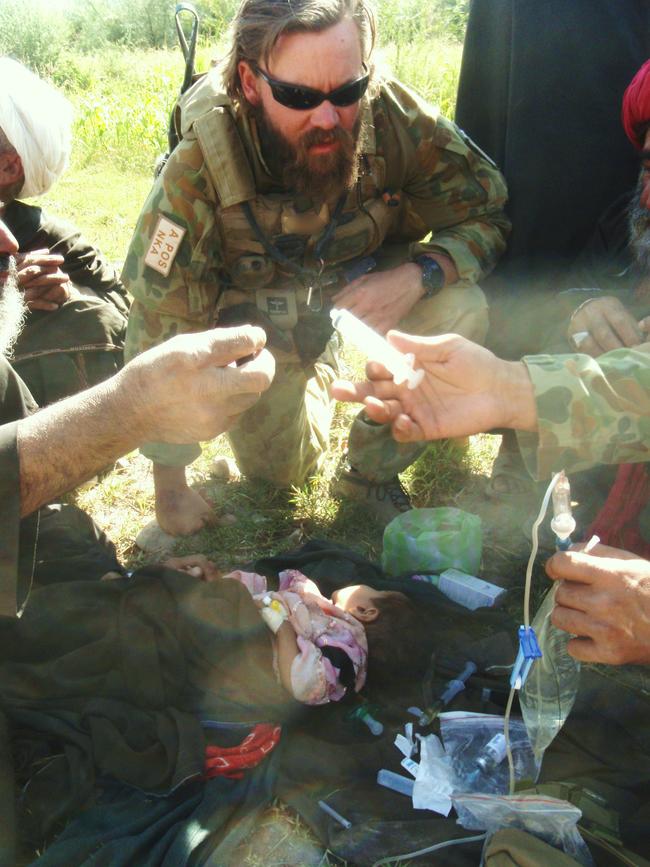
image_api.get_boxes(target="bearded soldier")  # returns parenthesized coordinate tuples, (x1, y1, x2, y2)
(123, 0, 509, 535)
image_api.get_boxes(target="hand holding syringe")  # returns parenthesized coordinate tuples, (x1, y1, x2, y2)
(330, 308, 424, 389)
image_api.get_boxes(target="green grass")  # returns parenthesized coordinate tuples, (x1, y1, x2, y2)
(37, 164, 154, 263)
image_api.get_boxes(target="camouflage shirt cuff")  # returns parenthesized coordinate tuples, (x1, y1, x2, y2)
(520, 351, 650, 479)
(409, 237, 484, 285)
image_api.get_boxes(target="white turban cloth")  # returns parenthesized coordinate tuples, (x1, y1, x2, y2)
(0, 57, 73, 198)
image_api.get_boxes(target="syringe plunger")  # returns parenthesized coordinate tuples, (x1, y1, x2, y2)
(330, 307, 424, 389)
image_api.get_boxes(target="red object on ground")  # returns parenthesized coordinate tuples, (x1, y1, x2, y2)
(204, 723, 282, 780)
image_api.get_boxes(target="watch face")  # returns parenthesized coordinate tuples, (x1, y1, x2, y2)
(417, 256, 445, 294)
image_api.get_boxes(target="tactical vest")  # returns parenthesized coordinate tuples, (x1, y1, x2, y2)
(176, 71, 402, 332)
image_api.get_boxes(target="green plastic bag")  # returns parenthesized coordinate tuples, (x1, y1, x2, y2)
(381, 507, 482, 577)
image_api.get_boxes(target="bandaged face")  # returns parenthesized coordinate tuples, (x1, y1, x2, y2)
(629, 129, 650, 276)
(0, 255, 27, 358)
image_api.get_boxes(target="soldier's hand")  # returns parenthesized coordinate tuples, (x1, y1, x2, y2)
(16, 249, 74, 310)
(332, 263, 425, 334)
(331, 331, 538, 440)
(568, 296, 644, 356)
(547, 542, 650, 665)
(123, 325, 275, 444)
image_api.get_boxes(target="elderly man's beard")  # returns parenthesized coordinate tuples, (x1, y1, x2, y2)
(629, 174, 650, 276)
(255, 109, 364, 201)
(0, 257, 27, 358)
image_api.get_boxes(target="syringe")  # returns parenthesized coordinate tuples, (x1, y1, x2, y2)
(330, 307, 424, 389)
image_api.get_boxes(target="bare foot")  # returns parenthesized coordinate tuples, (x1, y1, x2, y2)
(154, 464, 215, 536)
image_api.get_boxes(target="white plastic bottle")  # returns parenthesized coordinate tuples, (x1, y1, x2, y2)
(413, 570, 506, 610)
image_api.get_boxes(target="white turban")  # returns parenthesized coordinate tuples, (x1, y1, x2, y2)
(0, 57, 73, 198)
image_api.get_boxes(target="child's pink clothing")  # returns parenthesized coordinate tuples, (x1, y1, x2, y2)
(223, 569, 368, 705)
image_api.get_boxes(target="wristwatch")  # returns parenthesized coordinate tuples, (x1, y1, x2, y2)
(414, 255, 445, 298)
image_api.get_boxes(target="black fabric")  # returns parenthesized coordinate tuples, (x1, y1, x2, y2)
(4, 201, 129, 316)
(11, 298, 127, 407)
(0, 357, 120, 613)
(0, 567, 301, 863)
(455, 0, 650, 357)
(30, 503, 122, 586)
(4, 200, 129, 406)
(0, 358, 38, 616)
(29, 753, 280, 867)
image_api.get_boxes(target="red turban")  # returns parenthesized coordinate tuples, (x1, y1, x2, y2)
(622, 58, 650, 149)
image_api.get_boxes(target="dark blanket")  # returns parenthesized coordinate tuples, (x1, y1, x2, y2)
(0, 568, 299, 863)
(5, 540, 650, 865)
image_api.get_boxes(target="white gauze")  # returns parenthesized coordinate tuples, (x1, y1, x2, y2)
(0, 57, 73, 198)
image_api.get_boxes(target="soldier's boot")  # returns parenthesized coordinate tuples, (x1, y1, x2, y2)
(334, 411, 426, 524)
(336, 465, 412, 524)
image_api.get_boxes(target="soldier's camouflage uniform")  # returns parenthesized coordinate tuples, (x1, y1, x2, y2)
(123, 72, 509, 485)
(517, 344, 650, 478)
(514, 344, 650, 861)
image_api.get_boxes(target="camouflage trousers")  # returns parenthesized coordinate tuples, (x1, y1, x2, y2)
(226, 282, 488, 486)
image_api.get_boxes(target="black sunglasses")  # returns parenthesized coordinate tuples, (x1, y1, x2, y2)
(254, 64, 369, 110)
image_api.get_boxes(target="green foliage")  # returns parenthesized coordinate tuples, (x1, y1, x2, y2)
(0, 0, 468, 65)
(378, 0, 469, 45)
(380, 39, 462, 117)
(67, 50, 178, 172)
(0, 0, 68, 77)
(66, 0, 177, 51)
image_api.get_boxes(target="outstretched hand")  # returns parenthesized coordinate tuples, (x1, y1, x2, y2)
(331, 331, 538, 441)
(547, 542, 650, 666)
(124, 325, 275, 445)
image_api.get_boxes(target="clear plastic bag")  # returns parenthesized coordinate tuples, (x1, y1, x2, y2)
(439, 712, 538, 794)
(520, 586, 581, 763)
(453, 792, 595, 866)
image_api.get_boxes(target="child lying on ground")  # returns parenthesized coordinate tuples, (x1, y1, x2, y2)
(164, 556, 422, 705)
(4, 556, 425, 858)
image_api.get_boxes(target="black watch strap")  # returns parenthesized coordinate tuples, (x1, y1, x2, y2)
(414, 255, 445, 299)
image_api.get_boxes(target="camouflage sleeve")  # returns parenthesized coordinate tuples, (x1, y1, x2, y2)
(381, 80, 510, 283)
(516, 344, 650, 479)
(122, 137, 224, 467)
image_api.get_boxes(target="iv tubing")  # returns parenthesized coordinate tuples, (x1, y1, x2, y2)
(371, 833, 487, 866)
(504, 470, 564, 794)
(523, 470, 563, 630)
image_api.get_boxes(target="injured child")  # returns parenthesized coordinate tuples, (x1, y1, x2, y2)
(222, 567, 421, 704)
(0, 558, 423, 864)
